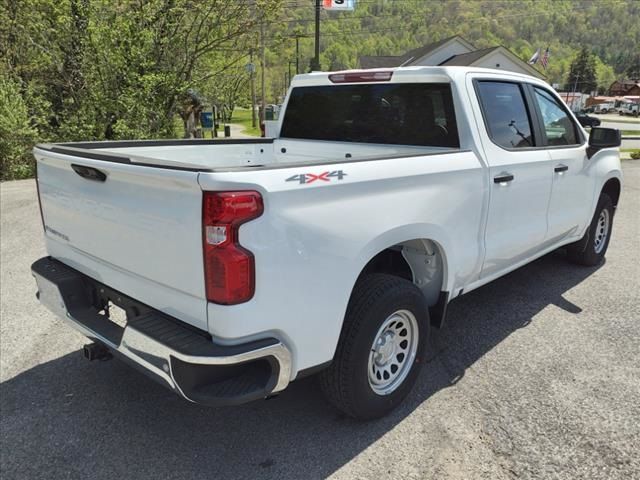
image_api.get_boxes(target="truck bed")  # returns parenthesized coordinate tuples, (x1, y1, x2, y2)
(37, 138, 450, 171)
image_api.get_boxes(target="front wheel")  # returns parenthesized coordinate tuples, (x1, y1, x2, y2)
(567, 193, 614, 266)
(319, 274, 430, 419)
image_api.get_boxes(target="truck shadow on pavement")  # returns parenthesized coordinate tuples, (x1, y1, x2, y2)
(1, 250, 599, 480)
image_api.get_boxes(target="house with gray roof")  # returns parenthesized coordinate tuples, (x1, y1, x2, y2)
(359, 35, 545, 79)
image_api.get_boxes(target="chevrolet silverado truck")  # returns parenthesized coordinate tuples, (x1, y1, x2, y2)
(32, 67, 622, 419)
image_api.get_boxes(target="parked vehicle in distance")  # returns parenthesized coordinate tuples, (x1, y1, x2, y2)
(594, 103, 615, 114)
(575, 113, 601, 128)
(31, 66, 622, 419)
(618, 103, 639, 117)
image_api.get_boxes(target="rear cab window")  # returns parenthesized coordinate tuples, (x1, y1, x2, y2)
(280, 83, 460, 148)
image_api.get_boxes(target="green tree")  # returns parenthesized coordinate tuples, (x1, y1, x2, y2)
(0, 75, 38, 180)
(566, 47, 597, 94)
(626, 54, 640, 81)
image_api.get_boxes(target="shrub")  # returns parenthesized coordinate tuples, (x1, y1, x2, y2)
(630, 151, 640, 160)
(0, 76, 38, 180)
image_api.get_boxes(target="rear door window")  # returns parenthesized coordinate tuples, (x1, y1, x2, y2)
(476, 81, 535, 149)
(280, 83, 459, 148)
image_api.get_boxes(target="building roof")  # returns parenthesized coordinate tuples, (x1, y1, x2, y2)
(358, 36, 544, 79)
(399, 36, 465, 65)
(359, 35, 475, 70)
(438, 47, 500, 66)
(358, 55, 403, 69)
(610, 79, 639, 88)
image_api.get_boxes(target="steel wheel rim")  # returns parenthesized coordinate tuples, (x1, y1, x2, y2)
(594, 208, 610, 254)
(367, 309, 419, 396)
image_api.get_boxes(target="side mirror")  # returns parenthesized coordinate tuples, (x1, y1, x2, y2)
(587, 127, 621, 158)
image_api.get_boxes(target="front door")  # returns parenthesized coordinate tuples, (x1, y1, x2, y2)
(472, 79, 554, 278)
(528, 86, 595, 242)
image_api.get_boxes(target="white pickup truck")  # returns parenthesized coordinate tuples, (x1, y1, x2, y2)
(32, 67, 622, 419)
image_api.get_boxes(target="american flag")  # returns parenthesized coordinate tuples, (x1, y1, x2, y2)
(540, 47, 550, 69)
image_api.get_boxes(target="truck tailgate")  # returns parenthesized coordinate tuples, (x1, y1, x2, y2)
(34, 148, 208, 330)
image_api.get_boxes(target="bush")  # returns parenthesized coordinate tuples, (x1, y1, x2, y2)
(0, 76, 38, 180)
(631, 151, 640, 160)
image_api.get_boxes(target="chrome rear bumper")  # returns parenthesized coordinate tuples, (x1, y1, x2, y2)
(31, 257, 291, 406)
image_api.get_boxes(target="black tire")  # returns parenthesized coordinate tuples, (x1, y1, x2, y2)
(319, 274, 430, 420)
(567, 193, 614, 266)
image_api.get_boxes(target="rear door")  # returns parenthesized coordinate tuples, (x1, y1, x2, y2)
(471, 78, 553, 278)
(34, 148, 208, 330)
(527, 85, 594, 243)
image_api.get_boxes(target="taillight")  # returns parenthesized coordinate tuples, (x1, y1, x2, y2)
(202, 191, 263, 305)
(328, 71, 393, 83)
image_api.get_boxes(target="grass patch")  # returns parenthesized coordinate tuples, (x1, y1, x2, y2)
(597, 117, 640, 125)
(621, 130, 640, 136)
(230, 108, 261, 137)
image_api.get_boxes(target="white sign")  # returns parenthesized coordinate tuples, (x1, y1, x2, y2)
(323, 0, 355, 11)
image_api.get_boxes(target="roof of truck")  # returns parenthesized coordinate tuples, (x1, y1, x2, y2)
(290, 65, 547, 88)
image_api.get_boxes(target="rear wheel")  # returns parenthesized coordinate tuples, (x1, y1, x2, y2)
(319, 274, 430, 419)
(567, 193, 614, 266)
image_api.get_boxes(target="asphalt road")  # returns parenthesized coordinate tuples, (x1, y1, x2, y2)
(2, 163, 639, 480)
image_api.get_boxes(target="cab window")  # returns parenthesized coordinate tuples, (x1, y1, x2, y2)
(280, 83, 460, 148)
(476, 81, 534, 149)
(533, 87, 580, 146)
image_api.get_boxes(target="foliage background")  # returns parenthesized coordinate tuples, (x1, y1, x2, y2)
(1, 0, 638, 180)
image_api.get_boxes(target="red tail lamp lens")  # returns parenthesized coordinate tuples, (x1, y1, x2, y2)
(202, 191, 263, 304)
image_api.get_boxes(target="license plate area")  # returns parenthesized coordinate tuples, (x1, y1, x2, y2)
(104, 301, 128, 329)
(91, 282, 151, 331)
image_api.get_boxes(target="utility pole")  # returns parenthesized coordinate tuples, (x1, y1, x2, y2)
(311, 0, 321, 71)
(295, 35, 300, 74)
(260, 20, 266, 125)
(288, 61, 294, 88)
(283, 71, 288, 98)
(571, 73, 580, 112)
(249, 49, 257, 128)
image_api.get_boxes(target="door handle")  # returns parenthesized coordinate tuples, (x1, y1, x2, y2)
(554, 164, 569, 173)
(71, 164, 107, 182)
(494, 173, 514, 184)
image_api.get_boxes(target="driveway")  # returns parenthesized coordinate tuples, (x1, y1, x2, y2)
(1, 164, 639, 480)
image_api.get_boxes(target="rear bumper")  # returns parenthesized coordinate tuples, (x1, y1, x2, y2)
(31, 257, 291, 406)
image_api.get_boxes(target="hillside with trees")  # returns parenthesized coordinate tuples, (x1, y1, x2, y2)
(1, 0, 639, 179)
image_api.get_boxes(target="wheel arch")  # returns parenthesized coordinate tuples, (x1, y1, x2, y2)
(601, 177, 621, 209)
(351, 227, 453, 328)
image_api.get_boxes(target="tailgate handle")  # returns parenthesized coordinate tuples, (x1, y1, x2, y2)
(71, 164, 107, 182)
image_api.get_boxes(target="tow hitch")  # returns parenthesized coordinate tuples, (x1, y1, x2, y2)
(83, 342, 112, 361)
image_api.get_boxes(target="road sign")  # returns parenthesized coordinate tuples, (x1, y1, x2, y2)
(323, 0, 355, 11)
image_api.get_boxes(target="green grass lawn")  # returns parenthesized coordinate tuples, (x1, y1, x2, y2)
(230, 108, 261, 137)
(599, 117, 640, 125)
(586, 126, 639, 136)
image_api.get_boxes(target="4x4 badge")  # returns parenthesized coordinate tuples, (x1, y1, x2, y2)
(286, 170, 347, 185)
